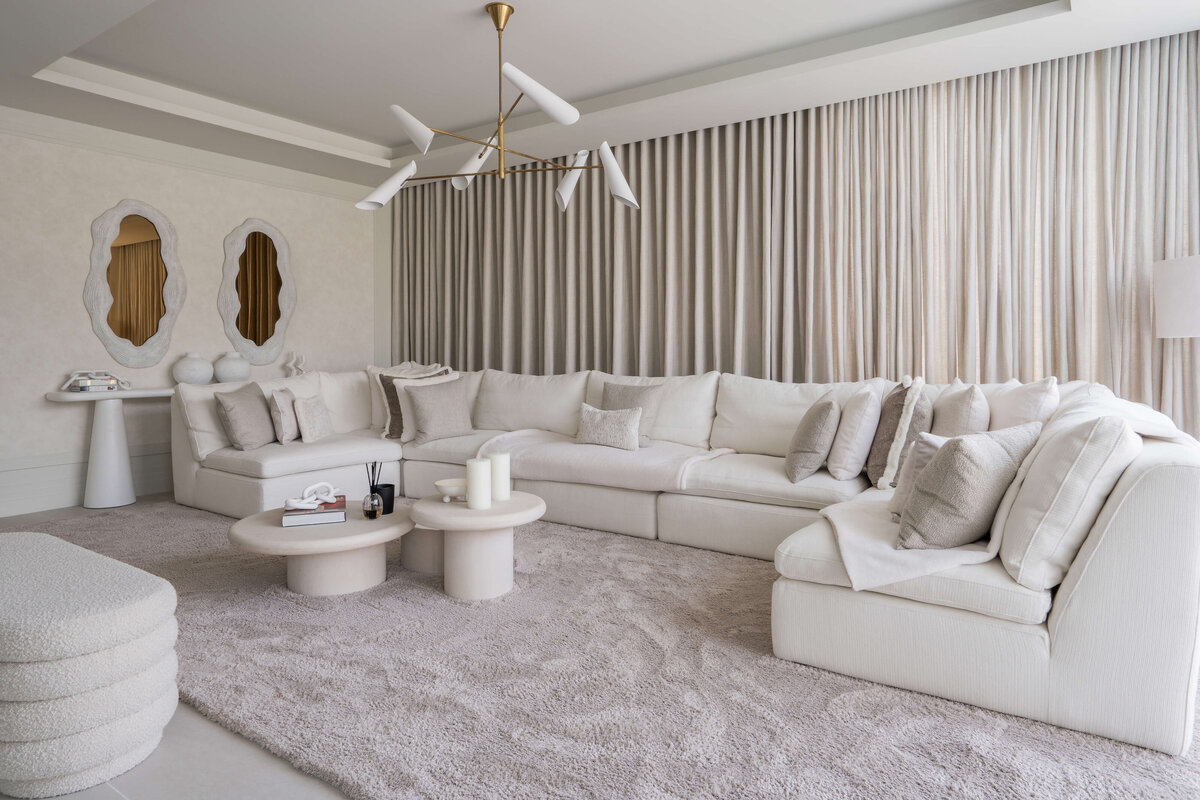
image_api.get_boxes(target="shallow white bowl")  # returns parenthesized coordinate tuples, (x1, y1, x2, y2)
(434, 478, 468, 503)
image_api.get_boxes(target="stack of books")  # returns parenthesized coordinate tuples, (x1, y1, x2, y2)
(68, 377, 120, 392)
(281, 495, 347, 527)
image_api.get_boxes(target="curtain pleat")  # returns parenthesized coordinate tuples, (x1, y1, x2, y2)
(236, 231, 281, 346)
(393, 31, 1200, 434)
(106, 240, 166, 347)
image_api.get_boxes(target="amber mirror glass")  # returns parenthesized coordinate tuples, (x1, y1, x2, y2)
(235, 231, 282, 346)
(106, 214, 167, 346)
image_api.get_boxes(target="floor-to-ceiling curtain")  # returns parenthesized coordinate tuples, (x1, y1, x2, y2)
(394, 32, 1200, 434)
(106, 240, 166, 347)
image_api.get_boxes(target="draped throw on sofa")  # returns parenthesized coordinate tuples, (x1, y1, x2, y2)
(393, 32, 1200, 434)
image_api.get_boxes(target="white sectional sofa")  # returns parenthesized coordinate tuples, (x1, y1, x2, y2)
(170, 366, 1200, 754)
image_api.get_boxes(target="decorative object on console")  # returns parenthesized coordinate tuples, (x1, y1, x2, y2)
(84, 199, 186, 368)
(355, 3, 640, 213)
(267, 388, 300, 444)
(931, 379, 990, 436)
(466, 458, 492, 510)
(171, 353, 213, 385)
(294, 395, 335, 443)
(362, 493, 383, 521)
(866, 377, 932, 489)
(59, 370, 131, 392)
(488, 452, 511, 502)
(214, 383, 275, 451)
(898, 422, 1042, 550)
(219, 219, 295, 366)
(283, 352, 308, 377)
(213, 351, 251, 383)
(784, 393, 841, 483)
(405, 377, 473, 444)
(576, 404, 642, 451)
(365, 462, 396, 515)
(601, 382, 665, 447)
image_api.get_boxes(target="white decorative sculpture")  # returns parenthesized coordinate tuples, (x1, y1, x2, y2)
(284, 482, 343, 511)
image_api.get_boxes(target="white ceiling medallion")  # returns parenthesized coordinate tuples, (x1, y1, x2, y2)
(356, 2, 640, 212)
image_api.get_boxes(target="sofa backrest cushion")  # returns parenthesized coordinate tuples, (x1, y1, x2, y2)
(709, 374, 869, 457)
(177, 373, 321, 461)
(473, 370, 589, 435)
(318, 371, 372, 434)
(585, 371, 720, 448)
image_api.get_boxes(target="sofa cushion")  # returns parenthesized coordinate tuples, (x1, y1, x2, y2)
(827, 383, 887, 480)
(202, 429, 403, 479)
(987, 377, 1059, 430)
(407, 377, 474, 444)
(267, 389, 299, 444)
(577, 404, 641, 451)
(384, 373, 459, 441)
(601, 382, 664, 446)
(931, 379, 990, 436)
(784, 394, 840, 482)
(866, 379, 932, 489)
(585, 371, 720, 448)
(401, 430, 507, 465)
(177, 374, 320, 461)
(214, 383, 275, 450)
(709, 374, 868, 457)
(681, 453, 868, 510)
(317, 371, 372, 433)
(774, 522, 1051, 625)
(473, 370, 589, 436)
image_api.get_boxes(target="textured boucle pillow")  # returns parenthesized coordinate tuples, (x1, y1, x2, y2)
(887, 432, 948, 521)
(898, 422, 1042, 550)
(932, 379, 990, 436)
(784, 394, 841, 483)
(866, 378, 932, 489)
(601, 382, 664, 447)
(214, 383, 276, 450)
(577, 404, 641, 451)
(294, 395, 335, 443)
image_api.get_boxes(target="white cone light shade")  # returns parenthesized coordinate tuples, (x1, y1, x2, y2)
(501, 63, 580, 126)
(554, 150, 590, 211)
(390, 104, 435, 154)
(1154, 255, 1200, 338)
(356, 161, 418, 210)
(598, 142, 639, 209)
(451, 135, 498, 191)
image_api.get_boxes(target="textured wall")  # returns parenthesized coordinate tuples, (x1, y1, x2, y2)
(0, 129, 375, 505)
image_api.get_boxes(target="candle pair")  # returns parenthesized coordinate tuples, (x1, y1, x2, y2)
(466, 452, 511, 510)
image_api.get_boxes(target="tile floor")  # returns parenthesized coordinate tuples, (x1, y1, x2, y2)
(1, 496, 348, 800)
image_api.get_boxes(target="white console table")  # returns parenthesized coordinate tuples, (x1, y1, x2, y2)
(45, 388, 175, 508)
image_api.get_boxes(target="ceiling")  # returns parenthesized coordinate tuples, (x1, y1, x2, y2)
(1, 0, 1199, 190)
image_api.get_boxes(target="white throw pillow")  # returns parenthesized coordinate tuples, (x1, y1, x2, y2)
(473, 370, 589, 436)
(827, 387, 883, 480)
(268, 389, 300, 445)
(317, 371, 372, 433)
(999, 416, 1142, 590)
(586, 371, 721, 448)
(887, 432, 948, 520)
(577, 403, 641, 451)
(932, 379, 990, 436)
(294, 396, 335, 443)
(987, 377, 1059, 430)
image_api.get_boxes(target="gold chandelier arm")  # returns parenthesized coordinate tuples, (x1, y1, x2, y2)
(428, 127, 583, 172)
(502, 164, 602, 174)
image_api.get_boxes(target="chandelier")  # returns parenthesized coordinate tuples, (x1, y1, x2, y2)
(355, 2, 640, 212)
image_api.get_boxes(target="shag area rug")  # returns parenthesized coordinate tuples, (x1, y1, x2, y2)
(5, 499, 1200, 799)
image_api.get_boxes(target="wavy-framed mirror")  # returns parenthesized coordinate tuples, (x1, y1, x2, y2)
(84, 199, 186, 368)
(218, 218, 295, 365)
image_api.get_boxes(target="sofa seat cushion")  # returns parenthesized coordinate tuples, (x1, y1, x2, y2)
(401, 430, 507, 465)
(681, 453, 867, 510)
(202, 429, 402, 479)
(775, 522, 1051, 624)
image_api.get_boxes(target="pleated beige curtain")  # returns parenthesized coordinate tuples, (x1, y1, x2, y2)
(394, 32, 1200, 434)
(236, 231, 282, 347)
(106, 240, 166, 347)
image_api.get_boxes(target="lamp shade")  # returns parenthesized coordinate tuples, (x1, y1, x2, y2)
(1153, 255, 1200, 338)
(451, 135, 498, 191)
(389, 104, 435, 154)
(356, 161, 417, 210)
(554, 150, 590, 211)
(501, 63, 579, 126)
(598, 142, 639, 210)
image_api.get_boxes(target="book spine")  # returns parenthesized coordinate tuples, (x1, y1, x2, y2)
(281, 513, 347, 527)
(69, 384, 119, 392)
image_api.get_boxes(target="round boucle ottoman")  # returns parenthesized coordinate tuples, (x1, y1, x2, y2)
(0, 532, 179, 798)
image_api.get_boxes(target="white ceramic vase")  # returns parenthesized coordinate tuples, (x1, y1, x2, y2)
(214, 352, 251, 383)
(171, 353, 213, 385)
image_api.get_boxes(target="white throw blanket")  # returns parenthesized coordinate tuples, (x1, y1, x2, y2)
(823, 490, 996, 591)
(388, 361, 452, 380)
(477, 430, 732, 492)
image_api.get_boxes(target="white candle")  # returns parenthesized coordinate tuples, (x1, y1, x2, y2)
(466, 458, 492, 510)
(489, 452, 511, 502)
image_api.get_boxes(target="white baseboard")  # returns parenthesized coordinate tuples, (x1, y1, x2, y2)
(0, 444, 173, 518)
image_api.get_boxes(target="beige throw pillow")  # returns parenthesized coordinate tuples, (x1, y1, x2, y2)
(866, 379, 932, 489)
(827, 386, 883, 480)
(601, 382, 665, 447)
(887, 432, 948, 521)
(268, 388, 299, 444)
(999, 416, 1142, 590)
(406, 378, 474, 445)
(383, 372, 459, 442)
(898, 422, 1042, 550)
(577, 403, 641, 451)
(214, 383, 276, 451)
(784, 395, 841, 483)
(294, 396, 335, 444)
(932, 380, 990, 436)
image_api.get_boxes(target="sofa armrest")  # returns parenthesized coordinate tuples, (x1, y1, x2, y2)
(170, 393, 200, 507)
(1047, 439, 1200, 754)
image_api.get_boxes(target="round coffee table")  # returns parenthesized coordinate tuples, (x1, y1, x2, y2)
(408, 491, 545, 601)
(229, 505, 414, 596)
